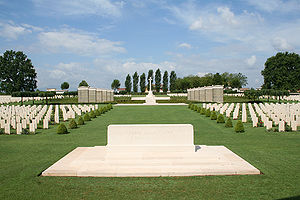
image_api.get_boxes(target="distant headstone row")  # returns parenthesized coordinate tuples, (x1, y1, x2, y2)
(203, 102, 300, 132)
(78, 87, 114, 103)
(0, 104, 98, 134)
(187, 85, 223, 103)
(0, 95, 65, 104)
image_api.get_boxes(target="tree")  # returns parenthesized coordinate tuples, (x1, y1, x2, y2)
(125, 74, 132, 93)
(140, 73, 146, 93)
(261, 52, 300, 91)
(0, 50, 37, 94)
(244, 89, 261, 101)
(155, 68, 161, 92)
(79, 80, 88, 87)
(147, 69, 153, 91)
(132, 71, 139, 93)
(111, 79, 120, 91)
(212, 73, 223, 85)
(175, 77, 191, 91)
(169, 71, 177, 92)
(162, 71, 168, 92)
(61, 82, 69, 90)
(230, 73, 247, 88)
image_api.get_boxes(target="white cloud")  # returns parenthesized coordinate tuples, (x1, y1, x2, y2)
(178, 43, 191, 49)
(217, 7, 237, 25)
(167, 2, 300, 56)
(246, 55, 257, 66)
(197, 72, 208, 77)
(32, 0, 123, 17)
(119, 61, 176, 74)
(21, 24, 43, 32)
(169, 4, 264, 44)
(246, 0, 300, 12)
(0, 22, 31, 40)
(38, 29, 126, 56)
(271, 37, 293, 51)
(49, 69, 67, 79)
(189, 17, 203, 30)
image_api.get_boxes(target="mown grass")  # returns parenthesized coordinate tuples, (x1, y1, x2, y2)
(0, 106, 300, 200)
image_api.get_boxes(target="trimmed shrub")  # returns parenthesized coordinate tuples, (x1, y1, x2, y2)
(21, 129, 29, 135)
(193, 105, 198, 111)
(77, 116, 84, 125)
(210, 111, 217, 120)
(108, 104, 113, 110)
(83, 113, 91, 121)
(90, 110, 96, 118)
(95, 109, 101, 116)
(57, 124, 68, 134)
(197, 107, 201, 113)
(200, 107, 205, 115)
(225, 118, 233, 128)
(188, 103, 192, 109)
(235, 120, 245, 133)
(190, 104, 194, 110)
(217, 114, 225, 123)
(68, 119, 77, 129)
(205, 109, 211, 117)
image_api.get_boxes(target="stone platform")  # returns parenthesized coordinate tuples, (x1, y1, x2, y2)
(42, 145, 260, 177)
(42, 124, 260, 177)
(115, 103, 187, 106)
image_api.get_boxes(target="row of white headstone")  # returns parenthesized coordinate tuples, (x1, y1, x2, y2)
(259, 95, 300, 101)
(225, 94, 300, 102)
(202, 102, 300, 132)
(0, 104, 98, 134)
(0, 95, 66, 104)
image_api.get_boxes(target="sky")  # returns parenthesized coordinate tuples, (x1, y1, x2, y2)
(1, 0, 300, 90)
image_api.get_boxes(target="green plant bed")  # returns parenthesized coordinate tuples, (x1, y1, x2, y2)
(47, 97, 78, 104)
(224, 96, 253, 103)
(0, 106, 299, 199)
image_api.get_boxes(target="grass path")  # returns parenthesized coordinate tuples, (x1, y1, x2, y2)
(0, 106, 300, 199)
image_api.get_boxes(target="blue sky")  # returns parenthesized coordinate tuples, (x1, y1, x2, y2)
(1, 0, 300, 90)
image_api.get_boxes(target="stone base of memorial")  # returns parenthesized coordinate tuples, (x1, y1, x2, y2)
(42, 124, 260, 177)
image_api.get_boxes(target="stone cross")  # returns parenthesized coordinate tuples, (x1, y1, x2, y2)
(149, 77, 152, 91)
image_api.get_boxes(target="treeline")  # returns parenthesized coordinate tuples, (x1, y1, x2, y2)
(175, 72, 247, 92)
(12, 91, 78, 97)
(11, 91, 78, 104)
(112, 69, 177, 93)
(244, 89, 289, 101)
(113, 71, 248, 94)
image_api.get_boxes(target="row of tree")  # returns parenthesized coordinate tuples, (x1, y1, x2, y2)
(112, 69, 177, 93)
(244, 89, 290, 102)
(112, 71, 248, 94)
(175, 72, 248, 92)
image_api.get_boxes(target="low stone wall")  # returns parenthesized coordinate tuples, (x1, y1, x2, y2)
(187, 85, 223, 103)
(78, 86, 114, 103)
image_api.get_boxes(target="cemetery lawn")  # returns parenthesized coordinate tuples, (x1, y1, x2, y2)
(1, 106, 300, 200)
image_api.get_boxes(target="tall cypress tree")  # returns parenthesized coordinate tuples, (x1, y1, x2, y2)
(140, 73, 146, 93)
(147, 69, 153, 91)
(132, 71, 139, 93)
(162, 71, 168, 92)
(169, 71, 177, 92)
(125, 74, 132, 93)
(155, 68, 161, 92)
